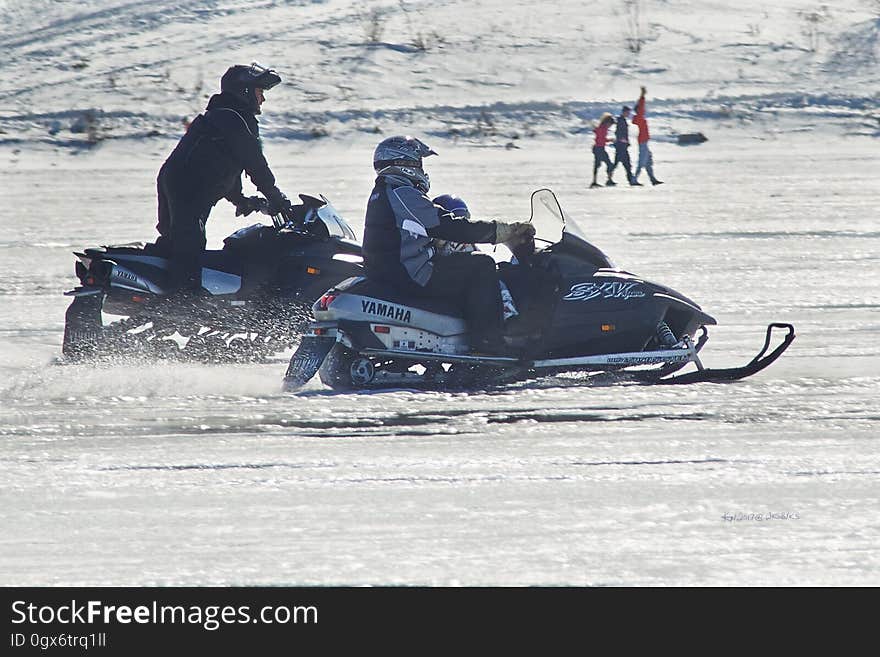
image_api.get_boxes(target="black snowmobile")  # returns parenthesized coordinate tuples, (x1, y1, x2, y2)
(282, 189, 794, 390)
(62, 194, 364, 362)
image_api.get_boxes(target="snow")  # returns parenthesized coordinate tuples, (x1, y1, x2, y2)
(1, 0, 878, 586)
(2, 0, 877, 146)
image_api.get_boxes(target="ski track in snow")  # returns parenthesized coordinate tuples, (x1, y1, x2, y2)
(0, 1, 879, 585)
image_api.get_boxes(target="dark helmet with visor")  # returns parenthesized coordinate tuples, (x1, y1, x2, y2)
(220, 63, 281, 114)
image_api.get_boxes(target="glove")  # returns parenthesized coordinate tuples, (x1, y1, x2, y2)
(266, 191, 290, 214)
(235, 196, 268, 217)
(262, 191, 300, 225)
(278, 203, 300, 225)
(495, 221, 535, 247)
(266, 190, 302, 223)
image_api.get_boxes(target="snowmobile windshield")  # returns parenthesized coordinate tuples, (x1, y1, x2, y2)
(527, 189, 613, 267)
(528, 188, 592, 245)
(528, 188, 565, 245)
(316, 196, 357, 240)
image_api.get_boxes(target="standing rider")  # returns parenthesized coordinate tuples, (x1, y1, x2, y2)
(362, 135, 535, 354)
(155, 63, 296, 291)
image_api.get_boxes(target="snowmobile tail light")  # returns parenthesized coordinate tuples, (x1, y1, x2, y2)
(601, 324, 616, 332)
(317, 293, 337, 310)
(306, 266, 320, 275)
(313, 327, 327, 336)
(131, 295, 145, 303)
(85, 276, 96, 286)
(373, 325, 391, 334)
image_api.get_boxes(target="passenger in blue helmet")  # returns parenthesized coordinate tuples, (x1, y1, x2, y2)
(431, 194, 476, 254)
(363, 136, 535, 354)
(432, 194, 470, 218)
(155, 63, 294, 291)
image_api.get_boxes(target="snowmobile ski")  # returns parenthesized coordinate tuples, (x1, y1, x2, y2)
(636, 323, 795, 385)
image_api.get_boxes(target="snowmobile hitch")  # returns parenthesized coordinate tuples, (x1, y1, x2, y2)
(646, 322, 795, 385)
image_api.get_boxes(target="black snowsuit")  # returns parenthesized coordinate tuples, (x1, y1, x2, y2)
(155, 92, 287, 285)
(363, 174, 504, 349)
(611, 113, 634, 184)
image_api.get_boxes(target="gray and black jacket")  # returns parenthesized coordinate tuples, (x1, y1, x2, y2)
(363, 173, 499, 287)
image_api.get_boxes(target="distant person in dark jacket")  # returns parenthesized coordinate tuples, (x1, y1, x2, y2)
(362, 135, 535, 354)
(155, 63, 295, 290)
(610, 104, 638, 186)
(632, 86, 663, 186)
(590, 112, 616, 188)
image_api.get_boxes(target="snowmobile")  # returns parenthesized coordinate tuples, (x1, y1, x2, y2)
(62, 194, 363, 362)
(282, 189, 794, 390)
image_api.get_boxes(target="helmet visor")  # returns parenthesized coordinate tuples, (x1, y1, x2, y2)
(249, 62, 281, 90)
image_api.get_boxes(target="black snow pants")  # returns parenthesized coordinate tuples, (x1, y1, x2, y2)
(155, 165, 212, 288)
(612, 143, 634, 183)
(592, 145, 613, 179)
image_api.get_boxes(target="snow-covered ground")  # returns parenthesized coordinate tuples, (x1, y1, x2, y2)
(0, 1, 878, 585)
(1, 0, 877, 146)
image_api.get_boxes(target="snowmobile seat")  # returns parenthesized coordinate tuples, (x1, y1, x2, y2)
(85, 242, 146, 257)
(347, 278, 465, 318)
(86, 242, 166, 257)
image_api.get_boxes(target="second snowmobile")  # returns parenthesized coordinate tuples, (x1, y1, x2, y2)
(62, 194, 363, 362)
(283, 189, 794, 390)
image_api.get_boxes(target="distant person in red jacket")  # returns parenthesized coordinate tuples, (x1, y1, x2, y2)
(632, 86, 663, 186)
(590, 112, 616, 188)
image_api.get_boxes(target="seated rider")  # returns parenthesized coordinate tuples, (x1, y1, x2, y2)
(155, 63, 297, 291)
(362, 135, 535, 354)
(432, 194, 524, 323)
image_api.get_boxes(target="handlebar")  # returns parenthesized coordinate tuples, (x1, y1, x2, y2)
(271, 212, 297, 230)
(251, 193, 334, 237)
(269, 209, 314, 235)
(251, 201, 299, 230)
